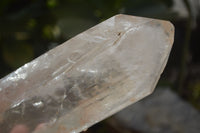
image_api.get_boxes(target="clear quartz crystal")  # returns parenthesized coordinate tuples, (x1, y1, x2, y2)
(0, 14, 174, 133)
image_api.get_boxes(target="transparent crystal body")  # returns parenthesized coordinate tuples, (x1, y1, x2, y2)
(0, 14, 174, 133)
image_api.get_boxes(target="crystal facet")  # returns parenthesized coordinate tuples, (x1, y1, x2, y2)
(0, 14, 174, 133)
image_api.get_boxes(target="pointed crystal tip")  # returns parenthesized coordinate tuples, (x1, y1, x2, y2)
(0, 14, 174, 133)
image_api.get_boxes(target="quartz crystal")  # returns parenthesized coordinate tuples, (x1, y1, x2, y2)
(0, 14, 174, 133)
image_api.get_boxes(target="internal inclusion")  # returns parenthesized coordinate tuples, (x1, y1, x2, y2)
(0, 63, 122, 133)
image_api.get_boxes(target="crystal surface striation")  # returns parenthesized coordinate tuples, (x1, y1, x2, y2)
(0, 14, 174, 133)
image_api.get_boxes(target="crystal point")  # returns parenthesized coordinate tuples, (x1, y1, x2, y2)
(0, 14, 174, 133)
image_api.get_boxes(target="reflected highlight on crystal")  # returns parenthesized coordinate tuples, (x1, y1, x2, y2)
(0, 14, 174, 133)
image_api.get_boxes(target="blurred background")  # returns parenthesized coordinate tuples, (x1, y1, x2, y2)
(0, 0, 200, 132)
